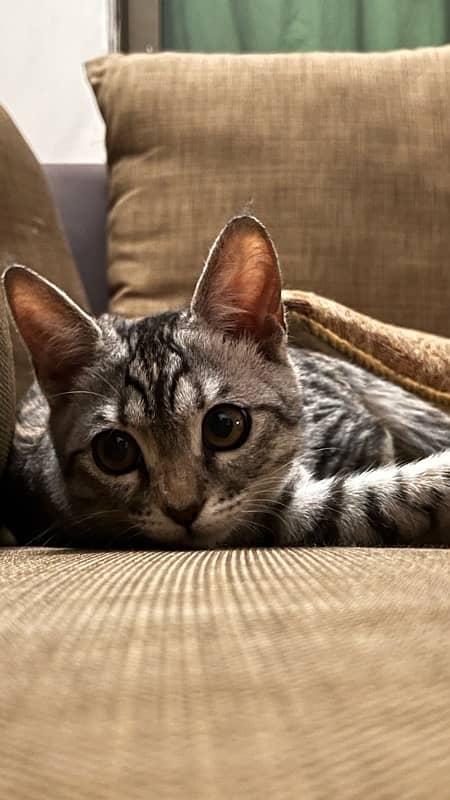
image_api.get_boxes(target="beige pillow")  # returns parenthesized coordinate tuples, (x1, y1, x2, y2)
(0, 105, 89, 398)
(88, 48, 450, 336)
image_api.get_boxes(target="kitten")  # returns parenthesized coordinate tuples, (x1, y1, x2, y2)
(3, 215, 450, 549)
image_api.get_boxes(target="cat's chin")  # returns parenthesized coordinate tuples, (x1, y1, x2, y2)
(148, 530, 230, 551)
(170, 522, 271, 550)
(137, 521, 240, 551)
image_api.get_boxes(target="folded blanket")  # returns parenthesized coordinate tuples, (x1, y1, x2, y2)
(284, 290, 450, 409)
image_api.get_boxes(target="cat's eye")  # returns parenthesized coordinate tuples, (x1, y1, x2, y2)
(92, 430, 142, 475)
(202, 404, 251, 451)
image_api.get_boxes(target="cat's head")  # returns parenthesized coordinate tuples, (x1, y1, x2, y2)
(5, 216, 303, 548)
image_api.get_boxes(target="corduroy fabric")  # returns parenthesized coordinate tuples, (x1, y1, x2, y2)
(88, 48, 450, 337)
(1, 546, 449, 799)
(0, 106, 89, 399)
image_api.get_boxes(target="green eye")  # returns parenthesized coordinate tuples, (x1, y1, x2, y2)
(92, 430, 142, 475)
(202, 404, 251, 452)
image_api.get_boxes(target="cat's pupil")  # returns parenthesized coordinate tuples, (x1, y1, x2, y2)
(105, 433, 129, 461)
(211, 412, 234, 439)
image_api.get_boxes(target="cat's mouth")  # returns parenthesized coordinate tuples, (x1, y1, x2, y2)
(166, 525, 224, 550)
(123, 490, 287, 550)
(129, 528, 219, 551)
(130, 518, 236, 550)
(141, 515, 270, 551)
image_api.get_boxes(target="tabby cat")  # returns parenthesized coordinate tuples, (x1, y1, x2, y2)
(3, 215, 450, 549)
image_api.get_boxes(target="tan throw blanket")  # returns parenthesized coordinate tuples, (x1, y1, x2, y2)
(284, 290, 450, 409)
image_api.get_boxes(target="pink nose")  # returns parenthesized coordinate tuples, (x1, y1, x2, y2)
(163, 503, 203, 527)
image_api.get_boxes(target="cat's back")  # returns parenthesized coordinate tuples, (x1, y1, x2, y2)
(289, 346, 450, 468)
(288, 347, 396, 476)
(289, 347, 364, 399)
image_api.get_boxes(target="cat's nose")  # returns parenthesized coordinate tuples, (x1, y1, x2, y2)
(163, 503, 203, 527)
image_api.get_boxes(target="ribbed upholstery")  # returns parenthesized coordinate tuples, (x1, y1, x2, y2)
(1, 546, 449, 799)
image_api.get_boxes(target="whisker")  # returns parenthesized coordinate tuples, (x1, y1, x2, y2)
(104, 522, 143, 548)
(86, 367, 121, 399)
(21, 507, 129, 547)
(48, 390, 112, 402)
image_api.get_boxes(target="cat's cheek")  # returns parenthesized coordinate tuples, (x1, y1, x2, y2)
(68, 457, 144, 505)
(189, 498, 247, 547)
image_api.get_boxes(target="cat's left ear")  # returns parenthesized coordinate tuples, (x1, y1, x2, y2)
(191, 216, 286, 351)
(3, 266, 101, 396)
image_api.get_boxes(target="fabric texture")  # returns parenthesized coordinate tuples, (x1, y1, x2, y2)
(0, 284, 15, 479)
(0, 105, 89, 399)
(284, 291, 450, 408)
(163, 0, 450, 53)
(1, 546, 450, 799)
(87, 48, 450, 338)
(44, 165, 109, 315)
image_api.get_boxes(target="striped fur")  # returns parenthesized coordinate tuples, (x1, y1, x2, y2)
(4, 322, 450, 549)
(3, 216, 450, 549)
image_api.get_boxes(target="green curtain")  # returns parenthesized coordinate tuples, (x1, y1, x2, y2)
(162, 0, 450, 53)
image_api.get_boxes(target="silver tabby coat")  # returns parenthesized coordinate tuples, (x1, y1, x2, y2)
(3, 216, 450, 549)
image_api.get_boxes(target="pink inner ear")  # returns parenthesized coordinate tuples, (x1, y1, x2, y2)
(10, 284, 74, 361)
(12, 293, 59, 351)
(5, 267, 99, 393)
(220, 231, 284, 332)
(192, 216, 285, 340)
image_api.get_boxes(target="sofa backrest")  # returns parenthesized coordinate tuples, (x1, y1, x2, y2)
(44, 165, 109, 315)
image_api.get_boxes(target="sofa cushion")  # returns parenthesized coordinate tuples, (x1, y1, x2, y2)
(44, 165, 109, 315)
(88, 48, 450, 337)
(1, 546, 450, 798)
(0, 105, 89, 398)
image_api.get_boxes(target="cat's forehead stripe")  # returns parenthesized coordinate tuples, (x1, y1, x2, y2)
(124, 370, 152, 418)
(113, 317, 200, 424)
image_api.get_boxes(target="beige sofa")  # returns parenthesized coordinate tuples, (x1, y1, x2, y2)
(2, 48, 450, 796)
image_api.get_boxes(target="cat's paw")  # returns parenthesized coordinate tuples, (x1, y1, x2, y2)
(0, 527, 17, 546)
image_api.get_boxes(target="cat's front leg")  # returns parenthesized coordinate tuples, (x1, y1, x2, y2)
(282, 452, 450, 547)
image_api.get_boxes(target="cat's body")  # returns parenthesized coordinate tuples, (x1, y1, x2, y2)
(5, 322, 450, 550)
(3, 215, 450, 549)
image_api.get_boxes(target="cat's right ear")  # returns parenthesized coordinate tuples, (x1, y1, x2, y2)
(190, 216, 286, 356)
(3, 266, 101, 397)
